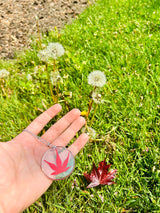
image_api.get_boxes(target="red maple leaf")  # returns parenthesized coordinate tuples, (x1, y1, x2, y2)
(84, 159, 117, 188)
(44, 149, 71, 175)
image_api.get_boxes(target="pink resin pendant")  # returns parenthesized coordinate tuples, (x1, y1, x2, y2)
(41, 146, 75, 180)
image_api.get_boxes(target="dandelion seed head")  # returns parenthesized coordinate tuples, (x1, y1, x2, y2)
(37, 49, 50, 62)
(50, 71, 61, 86)
(88, 70, 106, 87)
(82, 127, 97, 139)
(0, 69, 9, 78)
(47, 42, 65, 60)
(92, 91, 104, 104)
(38, 43, 65, 62)
(87, 127, 97, 139)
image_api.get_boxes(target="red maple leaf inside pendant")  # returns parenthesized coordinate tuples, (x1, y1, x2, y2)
(84, 160, 117, 188)
(41, 146, 75, 180)
(44, 149, 71, 175)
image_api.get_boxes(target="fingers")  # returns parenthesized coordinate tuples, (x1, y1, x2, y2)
(52, 116, 86, 147)
(24, 105, 88, 157)
(68, 133, 89, 156)
(41, 109, 81, 142)
(26, 104, 62, 134)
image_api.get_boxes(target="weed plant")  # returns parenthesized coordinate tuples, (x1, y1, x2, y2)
(0, 0, 160, 212)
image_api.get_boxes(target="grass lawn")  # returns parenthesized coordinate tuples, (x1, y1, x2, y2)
(0, 0, 160, 212)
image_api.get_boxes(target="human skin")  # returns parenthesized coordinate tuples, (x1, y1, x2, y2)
(0, 104, 88, 213)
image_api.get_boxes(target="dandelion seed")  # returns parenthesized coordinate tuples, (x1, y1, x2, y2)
(34, 65, 45, 75)
(88, 70, 106, 87)
(0, 69, 9, 78)
(50, 71, 61, 86)
(47, 42, 65, 60)
(34, 15, 38, 20)
(27, 74, 32, 81)
(82, 126, 97, 139)
(41, 44, 46, 49)
(92, 91, 104, 104)
(33, 66, 39, 74)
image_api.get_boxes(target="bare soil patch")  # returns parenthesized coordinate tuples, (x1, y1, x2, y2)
(0, 0, 94, 59)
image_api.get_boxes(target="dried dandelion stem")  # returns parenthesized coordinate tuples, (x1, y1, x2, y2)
(85, 99, 93, 129)
(90, 104, 98, 127)
(35, 16, 42, 49)
(45, 63, 55, 102)
(55, 80, 60, 103)
(85, 86, 97, 127)
(0, 79, 7, 97)
(53, 59, 56, 72)
(53, 59, 59, 103)
(86, 99, 93, 122)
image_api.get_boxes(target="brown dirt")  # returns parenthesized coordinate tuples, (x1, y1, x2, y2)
(0, 0, 94, 59)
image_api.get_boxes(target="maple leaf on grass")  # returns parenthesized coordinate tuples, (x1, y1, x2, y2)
(84, 159, 117, 188)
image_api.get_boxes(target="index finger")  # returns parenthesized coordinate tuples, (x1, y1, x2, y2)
(26, 104, 62, 134)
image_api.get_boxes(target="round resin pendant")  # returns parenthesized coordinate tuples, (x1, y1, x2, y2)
(41, 146, 75, 180)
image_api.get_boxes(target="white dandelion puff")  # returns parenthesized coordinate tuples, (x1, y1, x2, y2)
(38, 43, 65, 62)
(37, 49, 50, 62)
(92, 91, 104, 104)
(88, 70, 106, 87)
(82, 126, 97, 139)
(47, 42, 65, 60)
(0, 69, 9, 78)
(87, 127, 97, 139)
(50, 71, 61, 86)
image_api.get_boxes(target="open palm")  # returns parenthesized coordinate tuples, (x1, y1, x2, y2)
(0, 104, 88, 213)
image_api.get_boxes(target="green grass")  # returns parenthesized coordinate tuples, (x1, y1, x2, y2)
(0, 0, 160, 212)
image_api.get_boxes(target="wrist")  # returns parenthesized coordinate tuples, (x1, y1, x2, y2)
(0, 202, 5, 213)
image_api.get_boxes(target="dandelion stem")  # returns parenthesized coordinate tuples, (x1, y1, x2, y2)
(86, 99, 93, 123)
(46, 63, 55, 103)
(56, 80, 60, 103)
(85, 87, 97, 126)
(36, 17, 42, 49)
(54, 59, 56, 72)
(0, 79, 7, 97)
(53, 59, 59, 103)
(90, 104, 98, 127)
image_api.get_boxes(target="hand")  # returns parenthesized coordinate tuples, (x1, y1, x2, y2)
(0, 104, 88, 213)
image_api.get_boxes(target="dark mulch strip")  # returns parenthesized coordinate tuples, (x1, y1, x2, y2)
(0, 0, 94, 59)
